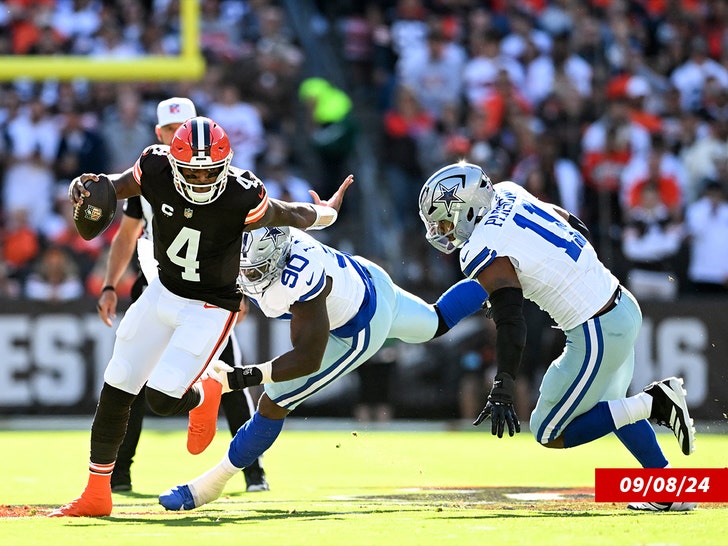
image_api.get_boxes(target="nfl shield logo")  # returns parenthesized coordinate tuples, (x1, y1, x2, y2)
(184, 208, 193, 218)
(84, 205, 102, 222)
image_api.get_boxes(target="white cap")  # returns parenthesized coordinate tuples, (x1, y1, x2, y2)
(626, 76, 650, 98)
(156, 97, 196, 127)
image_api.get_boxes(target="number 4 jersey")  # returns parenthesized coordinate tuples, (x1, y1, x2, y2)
(133, 144, 268, 311)
(460, 181, 619, 331)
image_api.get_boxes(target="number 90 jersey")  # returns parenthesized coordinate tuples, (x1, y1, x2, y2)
(460, 182, 619, 331)
(133, 144, 269, 311)
(246, 229, 367, 330)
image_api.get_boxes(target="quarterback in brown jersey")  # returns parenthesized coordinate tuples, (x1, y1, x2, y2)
(52, 116, 352, 517)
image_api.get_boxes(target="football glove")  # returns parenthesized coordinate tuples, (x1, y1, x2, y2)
(205, 360, 234, 393)
(473, 372, 521, 438)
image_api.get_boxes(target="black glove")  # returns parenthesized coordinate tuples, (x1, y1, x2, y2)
(227, 366, 263, 390)
(473, 372, 521, 438)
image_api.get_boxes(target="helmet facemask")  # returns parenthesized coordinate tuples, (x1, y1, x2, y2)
(239, 226, 292, 295)
(418, 161, 495, 254)
(168, 117, 233, 205)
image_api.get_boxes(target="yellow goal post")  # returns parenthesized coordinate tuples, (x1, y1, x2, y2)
(0, 0, 204, 81)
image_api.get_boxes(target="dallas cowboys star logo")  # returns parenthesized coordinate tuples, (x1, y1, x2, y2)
(433, 182, 465, 214)
(261, 227, 285, 243)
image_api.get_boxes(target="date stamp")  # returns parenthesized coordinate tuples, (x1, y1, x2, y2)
(595, 468, 728, 503)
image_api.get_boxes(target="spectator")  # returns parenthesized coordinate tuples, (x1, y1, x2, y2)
(24, 245, 84, 302)
(206, 83, 266, 172)
(524, 29, 592, 109)
(1, 208, 40, 287)
(684, 178, 728, 295)
(260, 135, 313, 204)
(621, 184, 684, 301)
(100, 90, 150, 173)
(380, 83, 435, 233)
(397, 22, 465, 122)
(54, 105, 109, 186)
(2, 95, 60, 233)
(670, 36, 728, 112)
(298, 77, 358, 202)
(622, 135, 686, 223)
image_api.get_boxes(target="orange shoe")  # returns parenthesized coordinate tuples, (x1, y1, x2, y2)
(187, 375, 222, 455)
(49, 473, 112, 517)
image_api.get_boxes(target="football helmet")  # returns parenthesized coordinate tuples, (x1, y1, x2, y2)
(168, 116, 233, 204)
(239, 226, 292, 295)
(418, 161, 495, 254)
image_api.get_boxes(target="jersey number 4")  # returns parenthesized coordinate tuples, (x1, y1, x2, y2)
(166, 227, 201, 281)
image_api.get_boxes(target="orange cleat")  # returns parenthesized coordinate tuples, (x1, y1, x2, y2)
(49, 474, 112, 517)
(186, 375, 222, 455)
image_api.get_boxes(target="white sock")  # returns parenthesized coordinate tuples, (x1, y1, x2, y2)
(607, 392, 652, 428)
(188, 454, 240, 507)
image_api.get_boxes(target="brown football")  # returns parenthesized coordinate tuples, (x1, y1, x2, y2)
(72, 175, 118, 240)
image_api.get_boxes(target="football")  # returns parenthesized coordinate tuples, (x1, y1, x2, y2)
(72, 175, 118, 241)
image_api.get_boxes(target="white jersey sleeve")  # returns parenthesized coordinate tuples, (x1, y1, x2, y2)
(250, 229, 367, 330)
(460, 182, 619, 331)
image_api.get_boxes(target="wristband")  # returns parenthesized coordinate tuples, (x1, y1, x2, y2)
(306, 204, 338, 230)
(101, 285, 115, 293)
(255, 360, 273, 384)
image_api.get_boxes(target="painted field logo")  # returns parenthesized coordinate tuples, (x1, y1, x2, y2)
(84, 205, 103, 222)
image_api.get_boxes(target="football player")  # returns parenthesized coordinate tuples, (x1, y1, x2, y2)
(97, 98, 268, 494)
(417, 161, 697, 512)
(158, 225, 489, 510)
(51, 117, 352, 517)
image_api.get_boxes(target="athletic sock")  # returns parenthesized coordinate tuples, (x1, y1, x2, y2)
(607, 393, 652, 429)
(562, 401, 616, 447)
(227, 411, 284, 469)
(615, 420, 669, 468)
(435, 279, 488, 328)
(188, 454, 239, 506)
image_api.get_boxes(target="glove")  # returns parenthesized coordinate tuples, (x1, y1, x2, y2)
(473, 372, 521, 438)
(205, 360, 234, 393)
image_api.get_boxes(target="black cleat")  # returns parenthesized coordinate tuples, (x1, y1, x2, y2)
(643, 377, 695, 456)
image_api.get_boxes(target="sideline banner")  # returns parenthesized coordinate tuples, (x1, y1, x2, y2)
(0, 298, 726, 419)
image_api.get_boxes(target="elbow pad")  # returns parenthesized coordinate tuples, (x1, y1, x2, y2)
(489, 287, 527, 378)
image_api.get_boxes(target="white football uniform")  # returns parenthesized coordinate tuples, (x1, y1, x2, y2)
(247, 229, 441, 410)
(461, 182, 619, 331)
(460, 182, 642, 444)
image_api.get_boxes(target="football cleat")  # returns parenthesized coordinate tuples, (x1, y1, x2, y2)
(244, 468, 270, 493)
(186, 374, 223, 455)
(49, 493, 112, 517)
(627, 502, 697, 512)
(643, 377, 696, 456)
(159, 485, 196, 511)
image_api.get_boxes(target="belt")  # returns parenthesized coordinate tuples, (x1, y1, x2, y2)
(591, 286, 622, 319)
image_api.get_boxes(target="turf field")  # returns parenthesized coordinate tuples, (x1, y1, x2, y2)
(1, 420, 726, 546)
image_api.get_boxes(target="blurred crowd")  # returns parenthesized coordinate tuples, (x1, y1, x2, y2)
(1, 0, 728, 313)
(332, 0, 728, 303)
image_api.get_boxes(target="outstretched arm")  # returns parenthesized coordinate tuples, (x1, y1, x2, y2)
(248, 174, 354, 231)
(215, 279, 333, 389)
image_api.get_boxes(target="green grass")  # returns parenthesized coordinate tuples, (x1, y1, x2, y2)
(1, 422, 726, 546)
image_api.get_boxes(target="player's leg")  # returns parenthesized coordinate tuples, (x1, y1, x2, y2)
(110, 384, 147, 492)
(531, 289, 642, 446)
(160, 297, 396, 511)
(51, 282, 170, 517)
(160, 393, 284, 510)
(145, 295, 238, 455)
(218, 335, 269, 491)
(110, 273, 149, 493)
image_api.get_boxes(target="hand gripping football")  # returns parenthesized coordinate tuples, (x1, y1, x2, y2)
(72, 175, 117, 240)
